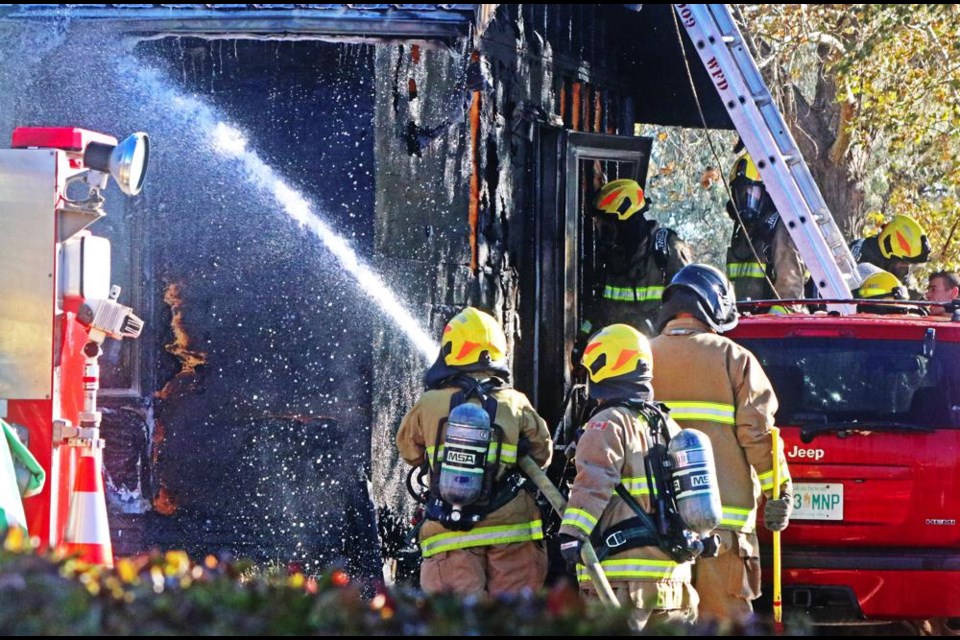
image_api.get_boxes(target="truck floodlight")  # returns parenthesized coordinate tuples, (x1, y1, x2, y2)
(82, 132, 150, 196)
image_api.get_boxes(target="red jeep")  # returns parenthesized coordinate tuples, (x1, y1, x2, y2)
(728, 304, 960, 630)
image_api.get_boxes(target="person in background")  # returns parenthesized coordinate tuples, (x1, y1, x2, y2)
(926, 270, 960, 316)
(725, 149, 805, 313)
(578, 179, 692, 342)
(396, 307, 552, 596)
(850, 215, 931, 297)
(853, 266, 926, 315)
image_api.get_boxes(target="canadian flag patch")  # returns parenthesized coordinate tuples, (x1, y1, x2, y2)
(586, 420, 610, 431)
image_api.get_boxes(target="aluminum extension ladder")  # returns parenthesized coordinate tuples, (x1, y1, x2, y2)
(675, 4, 860, 312)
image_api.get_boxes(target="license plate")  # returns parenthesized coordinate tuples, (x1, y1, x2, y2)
(792, 482, 843, 520)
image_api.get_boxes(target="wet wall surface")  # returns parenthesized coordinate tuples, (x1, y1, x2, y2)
(0, 24, 382, 576)
(131, 38, 380, 574)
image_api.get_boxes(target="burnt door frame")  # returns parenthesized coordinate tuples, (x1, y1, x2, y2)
(520, 128, 651, 430)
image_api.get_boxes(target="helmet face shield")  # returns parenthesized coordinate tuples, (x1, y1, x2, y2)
(738, 184, 764, 216)
(729, 152, 778, 222)
(731, 182, 773, 221)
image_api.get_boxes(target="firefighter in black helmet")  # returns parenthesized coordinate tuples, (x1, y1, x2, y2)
(650, 264, 793, 624)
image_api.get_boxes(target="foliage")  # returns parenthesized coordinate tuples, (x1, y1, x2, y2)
(0, 527, 807, 636)
(0, 529, 639, 636)
(736, 4, 960, 275)
(639, 125, 738, 269)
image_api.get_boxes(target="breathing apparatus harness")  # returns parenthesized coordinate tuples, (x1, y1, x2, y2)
(583, 400, 720, 563)
(405, 374, 528, 534)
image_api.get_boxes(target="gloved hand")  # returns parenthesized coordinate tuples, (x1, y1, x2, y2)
(558, 534, 584, 572)
(517, 437, 530, 458)
(764, 493, 793, 532)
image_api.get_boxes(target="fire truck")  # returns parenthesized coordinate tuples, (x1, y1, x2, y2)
(0, 126, 148, 560)
(729, 305, 960, 630)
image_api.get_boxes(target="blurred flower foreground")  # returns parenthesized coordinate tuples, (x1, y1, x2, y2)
(0, 528, 641, 636)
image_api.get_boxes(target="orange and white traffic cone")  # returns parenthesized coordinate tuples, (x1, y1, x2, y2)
(61, 451, 113, 567)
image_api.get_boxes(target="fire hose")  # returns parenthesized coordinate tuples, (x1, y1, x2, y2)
(517, 455, 619, 608)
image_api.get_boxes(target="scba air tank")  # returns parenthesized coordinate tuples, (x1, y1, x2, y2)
(668, 428, 722, 535)
(439, 403, 492, 510)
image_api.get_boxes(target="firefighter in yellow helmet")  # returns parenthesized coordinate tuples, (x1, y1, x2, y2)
(396, 307, 552, 595)
(650, 264, 793, 624)
(726, 151, 805, 311)
(558, 324, 698, 632)
(850, 215, 931, 291)
(853, 266, 918, 315)
(856, 269, 908, 300)
(579, 179, 692, 342)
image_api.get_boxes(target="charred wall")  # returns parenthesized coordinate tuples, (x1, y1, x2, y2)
(371, 4, 641, 540)
(125, 39, 382, 575)
(0, 25, 384, 576)
(0, 4, 649, 578)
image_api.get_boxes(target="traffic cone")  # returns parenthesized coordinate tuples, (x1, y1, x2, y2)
(61, 452, 113, 567)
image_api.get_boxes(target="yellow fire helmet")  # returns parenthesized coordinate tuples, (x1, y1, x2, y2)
(857, 270, 907, 300)
(593, 179, 648, 221)
(442, 307, 508, 368)
(581, 323, 653, 385)
(878, 215, 931, 262)
(729, 151, 762, 185)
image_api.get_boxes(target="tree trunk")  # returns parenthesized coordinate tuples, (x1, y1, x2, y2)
(770, 45, 867, 241)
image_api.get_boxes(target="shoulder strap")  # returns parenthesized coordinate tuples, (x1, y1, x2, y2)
(850, 238, 865, 262)
(653, 228, 672, 271)
(637, 401, 673, 444)
(597, 399, 671, 438)
(448, 374, 502, 427)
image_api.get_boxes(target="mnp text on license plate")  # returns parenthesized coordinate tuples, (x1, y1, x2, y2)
(792, 482, 843, 520)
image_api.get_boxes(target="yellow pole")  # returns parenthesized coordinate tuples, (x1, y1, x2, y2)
(771, 427, 783, 633)
(517, 455, 619, 608)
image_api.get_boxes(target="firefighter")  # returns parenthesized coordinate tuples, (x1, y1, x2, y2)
(856, 268, 909, 301)
(854, 268, 919, 315)
(579, 179, 692, 341)
(725, 151, 805, 311)
(850, 215, 931, 289)
(649, 264, 793, 623)
(558, 324, 698, 632)
(396, 307, 552, 595)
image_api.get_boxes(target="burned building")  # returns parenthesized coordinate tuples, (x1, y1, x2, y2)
(0, 4, 729, 578)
